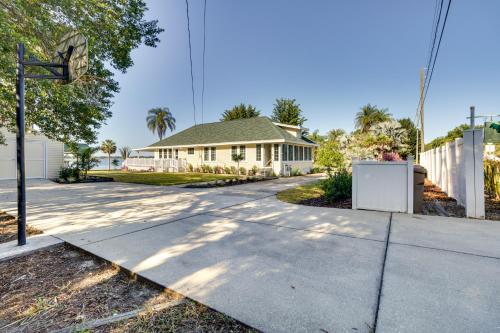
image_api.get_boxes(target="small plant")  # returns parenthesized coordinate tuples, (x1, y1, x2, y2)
(224, 166, 232, 174)
(230, 166, 237, 175)
(291, 168, 302, 176)
(239, 166, 246, 176)
(188, 163, 194, 172)
(485, 160, 500, 199)
(214, 165, 223, 174)
(232, 153, 244, 176)
(320, 169, 352, 202)
(250, 165, 259, 176)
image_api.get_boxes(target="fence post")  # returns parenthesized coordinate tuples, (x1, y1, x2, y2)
(463, 129, 485, 218)
(351, 158, 358, 210)
(407, 156, 414, 214)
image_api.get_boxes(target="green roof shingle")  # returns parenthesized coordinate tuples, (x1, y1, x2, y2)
(147, 117, 315, 148)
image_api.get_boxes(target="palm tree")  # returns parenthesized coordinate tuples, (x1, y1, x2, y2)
(119, 146, 132, 160)
(232, 153, 244, 176)
(221, 104, 260, 121)
(146, 107, 176, 140)
(355, 104, 392, 133)
(100, 139, 117, 171)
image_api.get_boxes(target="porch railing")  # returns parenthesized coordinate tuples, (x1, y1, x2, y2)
(125, 158, 188, 172)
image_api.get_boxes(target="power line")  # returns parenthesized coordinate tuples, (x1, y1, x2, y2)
(201, 0, 207, 124)
(423, 0, 452, 102)
(185, 0, 196, 125)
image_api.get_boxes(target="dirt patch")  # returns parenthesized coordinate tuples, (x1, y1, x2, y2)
(299, 197, 352, 209)
(0, 244, 257, 333)
(0, 211, 43, 244)
(422, 179, 500, 221)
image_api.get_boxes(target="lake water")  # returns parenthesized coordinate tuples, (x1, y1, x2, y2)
(92, 157, 124, 170)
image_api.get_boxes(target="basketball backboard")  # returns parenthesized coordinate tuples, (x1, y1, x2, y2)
(53, 31, 88, 83)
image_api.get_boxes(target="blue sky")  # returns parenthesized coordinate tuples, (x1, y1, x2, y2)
(98, 0, 500, 151)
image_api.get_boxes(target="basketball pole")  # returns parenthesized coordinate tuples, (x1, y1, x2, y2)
(15, 41, 74, 246)
(16, 43, 26, 246)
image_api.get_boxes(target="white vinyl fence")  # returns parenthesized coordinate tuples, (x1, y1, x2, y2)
(419, 129, 484, 218)
(125, 158, 188, 172)
(352, 158, 414, 213)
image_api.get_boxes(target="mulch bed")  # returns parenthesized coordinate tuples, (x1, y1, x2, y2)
(422, 179, 500, 221)
(0, 211, 43, 244)
(299, 197, 352, 209)
(184, 176, 277, 188)
(0, 244, 257, 333)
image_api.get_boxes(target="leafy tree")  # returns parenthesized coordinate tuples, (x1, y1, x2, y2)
(100, 139, 116, 171)
(398, 118, 419, 159)
(0, 1, 163, 145)
(370, 120, 408, 156)
(316, 140, 344, 174)
(326, 129, 345, 143)
(355, 104, 392, 132)
(307, 130, 325, 145)
(231, 153, 244, 176)
(425, 124, 475, 150)
(221, 104, 260, 121)
(271, 98, 307, 126)
(119, 146, 132, 160)
(146, 107, 176, 140)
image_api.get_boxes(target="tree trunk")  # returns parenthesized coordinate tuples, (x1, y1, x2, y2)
(108, 154, 111, 171)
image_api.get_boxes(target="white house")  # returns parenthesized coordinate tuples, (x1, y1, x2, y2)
(0, 129, 64, 180)
(131, 117, 318, 176)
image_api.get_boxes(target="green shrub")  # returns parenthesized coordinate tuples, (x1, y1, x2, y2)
(485, 160, 500, 199)
(230, 166, 237, 175)
(214, 165, 223, 174)
(250, 165, 259, 176)
(310, 166, 322, 174)
(239, 166, 246, 176)
(188, 163, 194, 172)
(291, 168, 302, 176)
(320, 170, 352, 202)
(59, 167, 72, 182)
(224, 166, 232, 174)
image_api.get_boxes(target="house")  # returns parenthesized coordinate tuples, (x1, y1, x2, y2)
(131, 117, 317, 175)
(0, 129, 64, 180)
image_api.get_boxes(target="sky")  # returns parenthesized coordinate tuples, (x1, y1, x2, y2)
(97, 0, 500, 152)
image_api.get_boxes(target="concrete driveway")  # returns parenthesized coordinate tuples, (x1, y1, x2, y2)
(1, 177, 500, 332)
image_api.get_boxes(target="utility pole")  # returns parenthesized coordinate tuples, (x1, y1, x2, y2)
(420, 68, 425, 154)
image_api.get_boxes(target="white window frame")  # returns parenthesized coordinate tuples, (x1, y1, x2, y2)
(239, 145, 246, 161)
(175, 149, 179, 160)
(256, 144, 262, 161)
(204, 147, 209, 161)
(188, 147, 194, 155)
(210, 147, 216, 161)
(274, 144, 279, 161)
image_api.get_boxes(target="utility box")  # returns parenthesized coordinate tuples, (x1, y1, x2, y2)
(413, 165, 427, 214)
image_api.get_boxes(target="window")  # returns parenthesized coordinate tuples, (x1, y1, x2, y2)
(175, 149, 179, 159)
(307, 147, 312, 160)
(239, 145, 246, 160)
(204, 147, 209, 161)
(211, 147, 216, 161)
(294, 146, 299, 161)
(299, 146, 303, 161)
(274, 144, 279, 161)
(282, 144, 288, 161)
(188, 148, 194, 155)
(231, 146, 237, 160)
(288, 145, 294, 161)
(158, 149, 163, 158)
(305, 147, 309, 160)
(256, 144, 262, 161)
(168, 148, 173, 159)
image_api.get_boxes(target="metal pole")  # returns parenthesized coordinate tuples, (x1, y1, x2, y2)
(470, 106, 475, 130)
(16, 43, 26, 246)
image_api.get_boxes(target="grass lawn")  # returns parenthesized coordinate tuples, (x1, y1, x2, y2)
(276, 182, 324, 204)
(88, 170, 236, 186)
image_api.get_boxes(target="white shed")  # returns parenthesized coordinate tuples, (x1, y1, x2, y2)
(0, 130, 64, 180)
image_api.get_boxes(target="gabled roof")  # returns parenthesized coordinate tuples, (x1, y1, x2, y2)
(147, 117, 316, 148)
